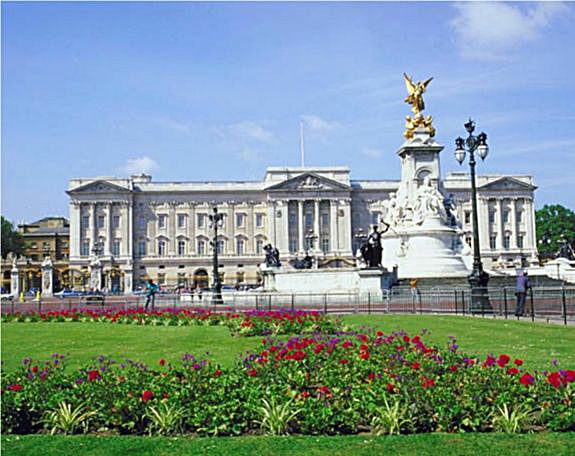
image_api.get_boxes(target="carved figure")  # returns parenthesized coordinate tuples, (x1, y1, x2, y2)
(361, 223, 390, 268)
(263, 243, 281, 267)
(403, 73, 433, 115)
(412, 177, 447, 224)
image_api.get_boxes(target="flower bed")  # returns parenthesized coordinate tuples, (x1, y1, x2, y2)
(2, 330, 573, 436)
(1, 309, 340, 337)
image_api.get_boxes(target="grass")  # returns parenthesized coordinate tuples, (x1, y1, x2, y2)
(2, 433, 575, 456)
(1, 314, 574, 372)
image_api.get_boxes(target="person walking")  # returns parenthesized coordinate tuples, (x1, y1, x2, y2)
(144, 279, 158, 311)
(410, 278, 421, 304)
(514, 271, 531, 317)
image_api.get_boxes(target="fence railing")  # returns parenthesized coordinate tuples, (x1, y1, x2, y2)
(2, 286, 574, 325)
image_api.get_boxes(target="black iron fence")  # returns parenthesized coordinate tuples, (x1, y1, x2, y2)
(2, 286, 574, 325)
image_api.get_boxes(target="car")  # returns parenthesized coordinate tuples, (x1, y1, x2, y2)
(1, 293, 14, 302)
(54, 289, 84, 299)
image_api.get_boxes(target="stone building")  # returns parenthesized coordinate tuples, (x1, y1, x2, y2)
(66, 163, 537, 291)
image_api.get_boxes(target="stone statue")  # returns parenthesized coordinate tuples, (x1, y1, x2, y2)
(263, 243, 281, 268)
(443, 193, 458, 227)
(403, 73, 435, 140)
(361, 223, 390, 268)
(557, 238, 575, 260)
(412, 177, 447, 225)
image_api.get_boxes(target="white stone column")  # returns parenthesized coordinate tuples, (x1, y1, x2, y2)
(248, 202, 255, 254)
(525, 198, 536, 249)
(70, 202, 82, 258)
(340, 199, 352, 255)
(91, 203, 98, 248)
(313, 199, 320, 251)
(497, 198, 504, 249)
(277, 200, 290, 254)
(298, 200, 304, 252)
(267, 201, 276, 247)
(478, 197, 489, 250)
(189, 203, 196, 254)
(510, 198, 518, 249)
(10, 262, 20, 297)
(126, 202, 133, 258)
(329, 200, 338, 253)
(105, 203, 113, 255)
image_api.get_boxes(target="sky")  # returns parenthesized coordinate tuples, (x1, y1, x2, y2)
(2, 1, 574, 224)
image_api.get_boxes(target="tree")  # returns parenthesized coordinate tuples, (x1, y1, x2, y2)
(1, 216, 25, 259)
(535, 205, 575, 260)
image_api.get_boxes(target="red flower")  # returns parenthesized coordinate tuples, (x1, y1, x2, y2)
(403, 335, 410, 343)
(359, 351, 370, 360)
(299, 391, 310, 399)
(411, 362, 421, 370)
(317, 386, 332, 397)
(9, 384, 22, 392)
(386, 383, 394, 392)
(520, 373, 534, 386)
(564, 370, 575, 383)
(159, 359, 166, 366)
(313, 344, 324, 354)
(507, 368, 519, 375)
(87, 370, 101, 382)
(514, 358, 523, 366)
(376, 331, 384, 337)
(367, 372, 375, 381)
(421, 376, 435, 389)
(339, 359, 349, 365)
(31, 366, 39, 374)
(214, 369, 222, 377)
(396, 345, 404, 351)
(449, 365, 458, 372)
(39, 372, 48, 382)
(548, 372, 563, 388)
(142, 390, 153, 402)
(248, 369, 257, 377)
(497, 355, 510, 368)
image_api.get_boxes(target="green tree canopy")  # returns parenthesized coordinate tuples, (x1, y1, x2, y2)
(1, 216, 25, 259)
(535, 204, 575, 260)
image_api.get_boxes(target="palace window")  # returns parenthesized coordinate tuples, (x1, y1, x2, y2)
(256, 239, 264, 254)
(490, 235, 497, 250)
(97, 215, 105, 228)
(255, 213, 264, 228)
(158, 214, 167, 229)
(305, 213, 313, 229)
(158, 239, 166, 256)
(81, 215, 90, 229)
(177, 214, 187, 229)
(112, 239, 121, 256)
(489, 211, 495, 224)
(236, 213, 245, 228)
(217, 240, 225, 255)
(178, 239, 186, 256)
(138, 216, 146, 229)
(236, 238, 245, 255)
(289, 239, 297, 253)
(503, 235, 510, 250)
(197, 214, 206, 228)
(503, 210, 510, 223)
(157, 273, 165, 285)
(137, 240, 146, 256)
(197, 239, 206, 255)
(322, 213, 330, 228)
(81, 240, 90, 256)
(464, 211, 471, 224)
(289, 212, 297, 225)
(517, 235, 524, 249)
(112, 215, 120, 229)
(465, 235, 472, 246)
(370, 212, 380, 226)
(516, 211, 523, 223)
(321, 238, 330, 253)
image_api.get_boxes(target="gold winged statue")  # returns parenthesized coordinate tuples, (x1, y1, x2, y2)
(403, 73, 435, 140)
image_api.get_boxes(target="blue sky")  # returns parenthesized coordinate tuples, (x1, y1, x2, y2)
(2, 1, 574, 224)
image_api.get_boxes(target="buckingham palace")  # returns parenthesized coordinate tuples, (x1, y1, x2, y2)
(66, 165, 538, 292)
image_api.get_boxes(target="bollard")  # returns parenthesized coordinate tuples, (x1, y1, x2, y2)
(11, 299, 14, 314)
(268, 295, 272, 312)
(562, 286, 567, 326)
(503, 288, 508, 320)
(324, 293, 328, 315)
(255, 295, 259, 311)
(291, 293, 295, 311)
(367, 292, 371, 315)
(454, 290, 458, 315)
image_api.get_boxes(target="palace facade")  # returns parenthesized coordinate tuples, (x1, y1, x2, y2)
(67, 166, 538, 291)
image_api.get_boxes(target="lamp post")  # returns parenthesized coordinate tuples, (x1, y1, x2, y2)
(209, 206, 224, 305)
(455, 119, 492, 312)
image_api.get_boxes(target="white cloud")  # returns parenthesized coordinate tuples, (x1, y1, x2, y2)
(121, 156, 158, 175)
(221, 121, 275, 143)
(153, 117, 192, 134)
(450, 2, 569, 60)
(361, 148, 385, 159)
(301, 114, 341, 132)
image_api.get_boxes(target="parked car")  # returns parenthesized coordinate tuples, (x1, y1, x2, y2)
(1, 293, 14, 302)
(54, 289, 85, 299)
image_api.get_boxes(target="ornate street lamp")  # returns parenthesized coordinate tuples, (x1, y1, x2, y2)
(209, 206, 224, 305)
(455, 119, 492, 312)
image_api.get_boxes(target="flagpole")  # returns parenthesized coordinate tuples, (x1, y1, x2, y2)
(300, 120, 305, 168)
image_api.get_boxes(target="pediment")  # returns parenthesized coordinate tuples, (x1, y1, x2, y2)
(67, 180, 131, 194)
(479, 177, 536, 192)
(266, 173, 350, 192)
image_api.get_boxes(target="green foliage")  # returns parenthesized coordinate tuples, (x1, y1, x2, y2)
(1, 216, 24, 259)
(255, 395, 301, 436)
(536, 204, 575, 259)
(370, 396, 411, 435)
(492, 403, 535, 433)
(145, 402, 187, 436)
(43, 401, 96, 435)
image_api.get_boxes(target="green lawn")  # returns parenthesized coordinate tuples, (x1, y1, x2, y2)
(1, 315, 573, 372)
(3, 433, 575, 456)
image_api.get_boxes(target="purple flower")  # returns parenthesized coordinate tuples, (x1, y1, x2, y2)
(22, 358, 31, 366)
(76, 378, 84, 385)
(192, 363, 201, 370)
(27, 373, 34, 379)
(552, 359, 558, 366)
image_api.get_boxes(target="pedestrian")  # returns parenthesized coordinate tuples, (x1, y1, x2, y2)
(410, 278, 421, 303)
(197, 287, 203, 301)
(514, 271, 531, 317)
(144, 279, 158, 311)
